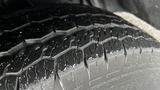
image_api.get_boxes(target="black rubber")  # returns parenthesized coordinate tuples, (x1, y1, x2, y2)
(0, 3, 160, 90)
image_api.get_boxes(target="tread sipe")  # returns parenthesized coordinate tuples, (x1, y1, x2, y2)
(0, 3, 160, 90)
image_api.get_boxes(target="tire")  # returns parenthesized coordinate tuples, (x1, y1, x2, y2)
(0, 3, 160, 90)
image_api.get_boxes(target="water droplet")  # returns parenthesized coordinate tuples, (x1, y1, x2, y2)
(35, 46, 40, 50)
(96, 54, 99, 57)
(28, 68, 31, 71)
(59, 80, 65, 90)
(106, 62, 109, 72)
(122, 44, 127, 56)
(26, 71, 29, 85)
(43, 47, 48, 52)
(15, 77, 20, 90)
(43, 76, 46, 80)
(103, 45, 108, 63)
(35, 67, 38, 81)
(11, 67, 13, 70)
(116, 50, 119, 52)
(73, 64, 76, 68)
(89, 31, 94, 40)
(64, 37, 67, 41)
(5, 78, 8, 90)
(109, 52, 113, 54)
(88, 57, 93, 61)
(24, 84, 27, 88)
(139, 47, 142, 54)
(86, 68, 91, 80)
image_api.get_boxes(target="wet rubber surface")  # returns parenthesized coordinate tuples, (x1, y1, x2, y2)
(0, 3, 160, 90)
(20, 48, 160, 90)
